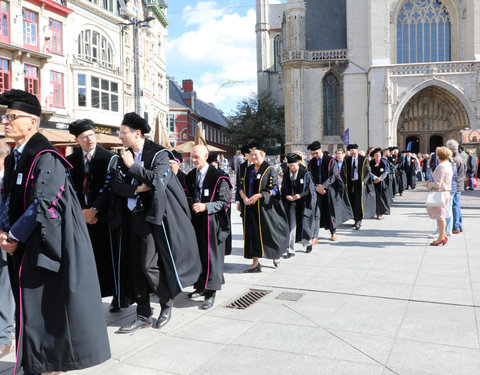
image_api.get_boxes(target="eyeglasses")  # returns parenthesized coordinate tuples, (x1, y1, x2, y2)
(77, 133, 96, 141)
(119, 130, 134, 136)
(1, 114, 34, 123)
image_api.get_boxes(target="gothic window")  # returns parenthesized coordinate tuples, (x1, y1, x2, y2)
(78, 29, 114, 70)
(323, 73, 341, 137)
(273, 35, 281, 71)
(397, 0, 451, 63)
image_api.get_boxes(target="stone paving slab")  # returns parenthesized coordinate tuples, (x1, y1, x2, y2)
(2, 184, 480, 374)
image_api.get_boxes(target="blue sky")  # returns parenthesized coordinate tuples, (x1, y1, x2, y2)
(166, 1, 261, 116)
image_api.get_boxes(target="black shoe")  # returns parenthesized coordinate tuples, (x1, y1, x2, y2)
(117, 316, 152, 334)
(282, 253, 295, 259)
(201, 295, 215, 310)
(354, 224, 361, 230)
(306, 245, 312, 253)
(244, 264, 262, 273)
(154, 306, 172, 329)
(109, 297, 120, 313)
(188, 289, 204, 299)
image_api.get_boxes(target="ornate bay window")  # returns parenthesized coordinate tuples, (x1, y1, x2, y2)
(77, 29, 114, 70)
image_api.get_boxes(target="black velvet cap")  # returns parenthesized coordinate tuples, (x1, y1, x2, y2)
(169, 150, 183, 163)
(68, 119, 94, 137)
(207, 153, 218, 164)
(121, 112, 151, 134)
(0, 89, 41, 116)
(286, 153, 302, 163)
(307, 141, 321, 151)
(370, 148, 382, 158)
(240, 145, 251, 155)
(346, 144, 358, 151)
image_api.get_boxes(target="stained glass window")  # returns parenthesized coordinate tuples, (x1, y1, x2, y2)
(397, 0, 451, 63)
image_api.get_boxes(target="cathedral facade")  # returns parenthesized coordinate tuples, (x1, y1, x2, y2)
(256, 0, 480, 154)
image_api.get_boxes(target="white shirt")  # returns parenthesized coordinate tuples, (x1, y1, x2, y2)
(352, 157, 359, 180)
(196, 163, 209, 190)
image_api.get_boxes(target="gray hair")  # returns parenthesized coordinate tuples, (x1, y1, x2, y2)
(445, 139, 459, 152)
(0, 140, 11, 157)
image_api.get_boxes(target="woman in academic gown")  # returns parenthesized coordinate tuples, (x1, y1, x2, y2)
(370, 148, 393, 219)
(239, 147, 289, 272)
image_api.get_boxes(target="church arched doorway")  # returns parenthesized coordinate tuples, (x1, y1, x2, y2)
(429, 135, 444, 153)
(397, 85, 469, 154)
(405, 136, 420, 154)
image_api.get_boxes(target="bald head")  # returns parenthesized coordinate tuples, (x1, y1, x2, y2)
(192, 145, 209, 169)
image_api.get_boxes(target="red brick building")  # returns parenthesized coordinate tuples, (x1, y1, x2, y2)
(168, 79, 234, 158)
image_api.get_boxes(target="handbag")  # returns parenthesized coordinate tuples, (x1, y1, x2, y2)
(425, 191, 445, 207)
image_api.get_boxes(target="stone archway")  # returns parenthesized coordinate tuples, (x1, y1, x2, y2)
(397, 85, 469, 154)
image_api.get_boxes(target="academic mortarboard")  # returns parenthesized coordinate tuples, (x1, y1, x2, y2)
(346, 144, 358, 151)
(307, 141, 321, 151)
(286, 153, 302, 163)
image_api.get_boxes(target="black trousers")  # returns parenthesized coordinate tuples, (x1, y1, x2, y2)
(126, 210, 172, 318)
(348, 180, 363, 224)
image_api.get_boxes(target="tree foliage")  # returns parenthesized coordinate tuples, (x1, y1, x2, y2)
(228, 92, 285, 154)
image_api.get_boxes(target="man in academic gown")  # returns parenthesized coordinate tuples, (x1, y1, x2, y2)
(0, 89, 110, 374)
(307, 141, 352, 242)
(370, 148, 393, 219)
(342, 144, 376, 230)
(66, 119, 126, 313)
(168, 150, 187, 191)
(387, 147, 399, 196)
(281, 153, 316, 257)
(392, 147, 407, 195)
(111, 112, 201, 333)
(235, 144, 255, 214)
(404, 151, 417, 189)
(184, 145, 231, 309)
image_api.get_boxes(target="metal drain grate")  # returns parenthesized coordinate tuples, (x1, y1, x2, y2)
(276, 292, 304, 302)
(225, 289, 272, 309)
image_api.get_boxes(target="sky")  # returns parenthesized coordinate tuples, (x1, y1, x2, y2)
(166, 0, 284, 116)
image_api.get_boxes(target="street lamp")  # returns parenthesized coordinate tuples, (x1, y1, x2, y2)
(119, 14, 155, 115)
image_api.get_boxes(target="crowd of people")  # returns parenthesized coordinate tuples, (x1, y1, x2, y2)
(0, 88, 476, 374)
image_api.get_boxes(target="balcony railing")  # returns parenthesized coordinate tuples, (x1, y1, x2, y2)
(73, 54, 120, 75)
(281, 49, 348, 63)
(389, 61, 477, 76)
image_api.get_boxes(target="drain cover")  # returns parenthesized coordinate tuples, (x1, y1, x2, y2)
(225, 289, 272, 309)
(276, 292, 304, 301)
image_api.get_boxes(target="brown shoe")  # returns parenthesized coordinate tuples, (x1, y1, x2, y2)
(330, 234, 338, 241)
(0, 339, 14, 359)
(452, 230, 461, 234)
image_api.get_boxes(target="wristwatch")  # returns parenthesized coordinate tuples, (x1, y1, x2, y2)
(6, 235, 18, 243)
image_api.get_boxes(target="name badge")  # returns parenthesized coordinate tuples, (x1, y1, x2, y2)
(257, 174, 261, 179)
(204, 189, 209, 197)
(300, 179, 304, 184)
(16, 173, 23, 185)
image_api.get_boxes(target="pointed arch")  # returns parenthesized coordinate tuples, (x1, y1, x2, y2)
(323, 71, 341, 137)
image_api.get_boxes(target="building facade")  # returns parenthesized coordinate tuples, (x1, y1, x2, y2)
(168, 79, 234, 158)
(257, 0, 480, 154)
(0, 0, 168, 139)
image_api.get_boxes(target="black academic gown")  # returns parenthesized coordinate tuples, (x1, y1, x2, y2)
(308, 155, 353, 233)
(370, 158, 393, 216)
(281, 165, 316, 242)
(240, 161, 289, 259)
(394, 154, 407, 194)
(2, 132, 110, 374)
(388, 155, 399, 196)
(235, 159, 249, 218)
(110, 139, 201, 300)
(342, 155, 376, 222)
(185, 165, 231, 291)
(66, 145, 118, 297)
(176, 169, 187, 192)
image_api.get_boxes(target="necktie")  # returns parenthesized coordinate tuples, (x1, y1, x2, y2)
(83, 153, 91, 199)
(13, 149, 21, 170)
(196, 170, 202, 202)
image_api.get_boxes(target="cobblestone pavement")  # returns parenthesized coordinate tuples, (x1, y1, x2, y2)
(1, 185, 480, 374)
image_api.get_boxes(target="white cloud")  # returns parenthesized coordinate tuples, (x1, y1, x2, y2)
(168, 4, 257, 113)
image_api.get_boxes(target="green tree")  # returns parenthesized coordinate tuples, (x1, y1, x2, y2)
(228, 92, 285, 155)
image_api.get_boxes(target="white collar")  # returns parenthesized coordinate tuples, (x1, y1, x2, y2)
(14, 138, 30, 154)
(82, 147, 96, 159)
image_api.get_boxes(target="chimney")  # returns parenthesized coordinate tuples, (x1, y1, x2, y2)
(182, 79, 194, 92)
